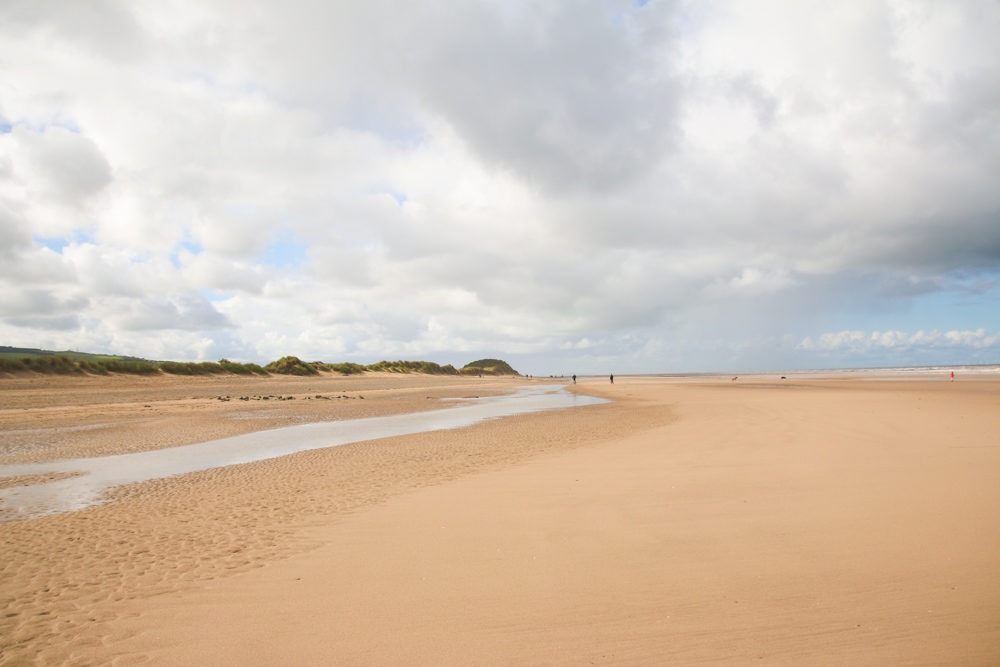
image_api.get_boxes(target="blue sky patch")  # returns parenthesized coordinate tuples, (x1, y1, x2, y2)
(171, 240, 204, 268)
(200, 288, 232, 303)
(260, 234, 308, 269)
(908, 278, 1000, 332)
(819, 275, 1000, 336)
(34, 231, 95, 253)
(35, 236, 69, 253)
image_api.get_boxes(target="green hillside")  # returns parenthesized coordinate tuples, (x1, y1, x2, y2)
(0, 346, 148, 362)
(460, 358, 520, 375)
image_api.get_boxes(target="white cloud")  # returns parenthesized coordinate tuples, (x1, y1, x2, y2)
(0, 1, 998, 371)
(798, 329, 1000, 353)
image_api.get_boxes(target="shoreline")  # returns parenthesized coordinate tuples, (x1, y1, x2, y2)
(2, 374, 999, 664)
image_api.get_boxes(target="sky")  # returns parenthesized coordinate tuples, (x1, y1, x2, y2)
(1, 0, 999, 375)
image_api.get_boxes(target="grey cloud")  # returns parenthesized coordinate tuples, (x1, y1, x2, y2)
(725, 74, 780, 128)
(913, 70, 1000, 151)
(399, 3, 681, 192)
(111, 294, 233, 332)
(0, 0, 146, 62)
(0, 287, 87, 318)
(214, 1, 680, 192)
(7, 314, 81, 331)
(13, 126, 112, 207)
(0, 201, 31, 259)
(891, 208, 1000, 273)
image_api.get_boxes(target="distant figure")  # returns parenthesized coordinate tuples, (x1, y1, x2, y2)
(731, 376, 738, 382)
(572, 374, 576, 384)
(610, 374, 614, 384)
(951, 370, 955, 382)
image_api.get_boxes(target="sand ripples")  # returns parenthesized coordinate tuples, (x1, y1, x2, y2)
(1, 381, 639, 665)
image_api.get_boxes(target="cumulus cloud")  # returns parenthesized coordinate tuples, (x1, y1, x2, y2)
(1, 1, 998, 370)
(0, 288, 86, 318)
(107, 294, 232, 332)
(798, 329, 1000, 354)
(397, 2, 680, 192)
(6, 314, 81, 332)
(0, 200, 31, 259)
(8, 126, 111, 205)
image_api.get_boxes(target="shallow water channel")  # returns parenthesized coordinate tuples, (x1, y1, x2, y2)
(0, 384, 606, 520)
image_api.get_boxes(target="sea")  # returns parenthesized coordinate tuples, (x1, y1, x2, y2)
(570, 364, 1000, 381)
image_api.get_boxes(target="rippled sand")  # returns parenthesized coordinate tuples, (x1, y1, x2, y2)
(2, 373, 999, 665)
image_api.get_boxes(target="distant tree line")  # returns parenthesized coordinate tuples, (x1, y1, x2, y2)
(0, 352, 519, 377)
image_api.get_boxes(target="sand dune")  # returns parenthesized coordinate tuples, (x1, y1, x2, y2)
(2, 374, 998, 664)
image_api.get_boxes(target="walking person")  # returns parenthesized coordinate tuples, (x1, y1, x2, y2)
(572, 374, 576, 384)
(610, 373, 614, 384)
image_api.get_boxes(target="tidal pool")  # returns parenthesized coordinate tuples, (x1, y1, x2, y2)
(0, 385, 606, 519)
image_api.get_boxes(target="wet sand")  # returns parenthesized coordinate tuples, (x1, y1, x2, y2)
(0, 372, 527, 464)
(2, 373, 999, 664)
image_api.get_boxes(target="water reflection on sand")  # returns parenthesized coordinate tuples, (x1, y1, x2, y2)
(0, 385, 606, 520)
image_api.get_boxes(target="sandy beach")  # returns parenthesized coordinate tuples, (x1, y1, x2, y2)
(2, 372, 999, 664)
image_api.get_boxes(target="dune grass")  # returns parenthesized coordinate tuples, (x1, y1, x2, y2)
(367, 360, 459, 375)
(0, 348, 519, 377)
